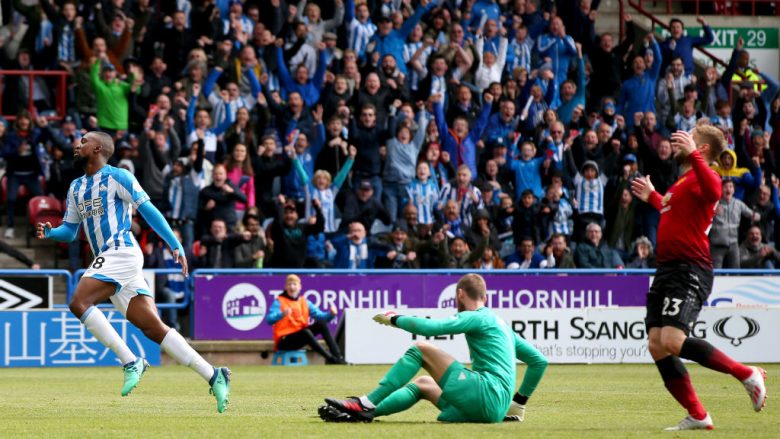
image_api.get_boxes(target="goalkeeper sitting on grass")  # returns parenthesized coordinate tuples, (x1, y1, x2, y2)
(319, 273, 548, 423)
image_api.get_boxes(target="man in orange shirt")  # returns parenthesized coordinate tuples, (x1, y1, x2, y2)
(267, 275, 346, 364)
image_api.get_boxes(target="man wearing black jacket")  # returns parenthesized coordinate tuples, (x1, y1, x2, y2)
(268, 196, 325, 268)
(252, 136, 293, 219)
(349, 104, 387, 201)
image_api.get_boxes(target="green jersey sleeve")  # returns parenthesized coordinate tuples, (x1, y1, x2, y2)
(395, 312, 483, 337)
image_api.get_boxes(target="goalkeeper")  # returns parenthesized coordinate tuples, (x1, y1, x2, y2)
(319, 273, 548, 424)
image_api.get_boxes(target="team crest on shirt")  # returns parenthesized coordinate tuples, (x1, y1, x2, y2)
(77, 198, 105, 218)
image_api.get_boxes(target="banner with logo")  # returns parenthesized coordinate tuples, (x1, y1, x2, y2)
(344, 307, 780, 364)
(0, 276, 53, 309)
(0, 310, 161, 367)
(193, 274, 648, 340)
(708, 276, 780, 307)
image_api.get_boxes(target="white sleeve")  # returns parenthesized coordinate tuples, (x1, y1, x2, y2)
(64, 184, 81, 223)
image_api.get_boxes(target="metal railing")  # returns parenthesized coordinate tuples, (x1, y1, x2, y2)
(0, 70, 69, 121)
(19, 267, 780, 309)
(633, 0, 778, 16)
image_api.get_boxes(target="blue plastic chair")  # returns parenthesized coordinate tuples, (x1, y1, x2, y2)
(271, 350, 308, 366)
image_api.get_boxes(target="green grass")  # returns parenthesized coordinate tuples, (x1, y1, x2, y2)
(1, 364, 778, 438)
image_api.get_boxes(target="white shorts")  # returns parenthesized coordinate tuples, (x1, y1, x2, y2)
(82, 246, 152, 316)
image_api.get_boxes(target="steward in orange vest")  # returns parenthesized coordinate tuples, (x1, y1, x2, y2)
(267, 274, 346, 364)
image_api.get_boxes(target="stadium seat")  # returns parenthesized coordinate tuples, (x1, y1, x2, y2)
(271, 350, 308, 366)
(27, 196, 64, 247)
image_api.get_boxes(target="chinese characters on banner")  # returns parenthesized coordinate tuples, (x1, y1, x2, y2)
(0, 310, 160, 367)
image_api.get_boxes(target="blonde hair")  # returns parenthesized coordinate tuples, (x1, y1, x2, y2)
(313, 169, 333, 186)
(286, 274, 301, 284)
(693, 125, 726, 162)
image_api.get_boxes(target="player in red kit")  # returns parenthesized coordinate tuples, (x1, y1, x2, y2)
(631, 127, 767, 431)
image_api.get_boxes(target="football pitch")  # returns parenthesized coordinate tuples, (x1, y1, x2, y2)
(2, 364, 778, 438)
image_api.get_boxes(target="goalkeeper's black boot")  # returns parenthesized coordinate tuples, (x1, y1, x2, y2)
(324, 396, 375, 422)
(318, 405, 354, 423)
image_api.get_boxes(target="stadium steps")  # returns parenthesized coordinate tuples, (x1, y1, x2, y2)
(182, 340, 330, 366)
(0, 216, 63, 269)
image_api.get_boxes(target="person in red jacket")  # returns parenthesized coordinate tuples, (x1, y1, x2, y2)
(267, 275, 345, 364)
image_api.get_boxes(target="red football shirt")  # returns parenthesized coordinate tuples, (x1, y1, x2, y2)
(647, 150, 722, 269)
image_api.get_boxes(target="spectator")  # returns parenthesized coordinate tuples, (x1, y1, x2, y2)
(268, 196, 325, 268)
(618, 34, 662, 128)
(294, 145, 356, 234)
(2, 111, 45, 239)
(505, 236, 544, 269)
(606, 187, 638, 260)
(384, 103, 429, 222)
(588, 14, 635, 107)
(377, 223, 420, 269)
(345, 0, 377, 61)
(753, 180, 780, 243)
(660, 16, 713, 75)
(339, 179, 392, 233)
(90, 57, 134, 134)
(199, 163, 247, 230)
(275, 40, 329, 107)
(508, 141, 548, 200)
(198, 218, 250, 268)
(570, 160, 608, 243)
(711, 149, 761, 201)
(225, 143, 256, 222)
(267, 274, 345, 364)
(539, 182, 574, 241)
(473, 245, 506, 270)
(573, 223, 624, 268)
(366, 0, 435, 75)
(234, 214, 269, 268)
(656, 56, 695, 124)
(186, 83, 233, 163)
(433, 92, 493, 179)
(627, 236, 656, 268)
(406, 161, 440, 226)
(252, 136, 293, 218)
(537, 16, 577, 86)
(349, 103, 387, 200)
(740, 226, 779, 269)
(138, 124, 182, 206)
(542, 233, 576, 269)
(440, 234, 486, 269)
(331, 221, 385, 269)
(557, 43, 586, 125)
(439, 165, 485, 229)
(710, 180, 759, 269)
(162, 158, 199, 250)
(474, 34, 508, 91)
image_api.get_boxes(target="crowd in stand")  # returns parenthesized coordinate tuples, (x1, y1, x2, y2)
(1, 0, 780, 275)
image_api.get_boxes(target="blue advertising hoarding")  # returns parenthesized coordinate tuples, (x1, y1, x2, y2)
(0, 310, 160, 367)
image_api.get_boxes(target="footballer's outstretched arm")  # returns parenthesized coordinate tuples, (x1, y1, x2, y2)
(376, 313, 480, 337)
(38, 221, 79, 242)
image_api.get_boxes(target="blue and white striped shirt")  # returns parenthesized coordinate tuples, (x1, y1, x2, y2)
(549, 197, 573, 238)
(348, 18, 377, 59)
(406, 179, 439, 225)
(64, 166, 149, 256)
(573, 174, 607, 216)
(439, 183, 484, 228)
(403, 42, 433, 92)
(58, 23, 76, 62)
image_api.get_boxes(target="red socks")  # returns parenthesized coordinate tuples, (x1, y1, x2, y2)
(679, 337, 753, 381)
(655, 356, 708, 420)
